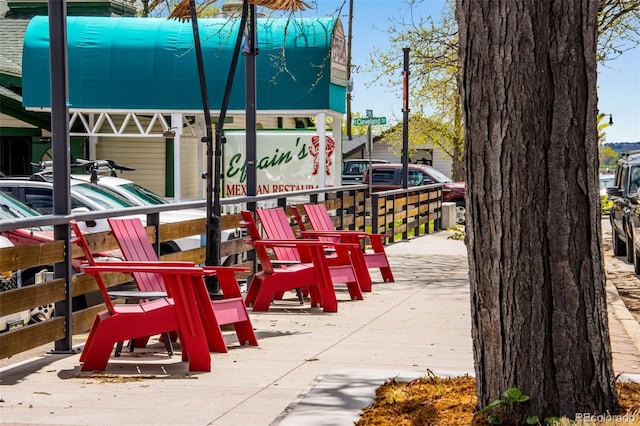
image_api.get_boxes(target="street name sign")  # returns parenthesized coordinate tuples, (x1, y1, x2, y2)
(353, 117, 387, 126)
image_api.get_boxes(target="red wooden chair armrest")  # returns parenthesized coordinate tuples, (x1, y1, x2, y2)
(88, 260, 196, 267)
(87, 261, 249, 275)
(107, 290, 168, 300)
(300, 230, 390, 239)
(83, 265, 206, 275)
(270, 260, 302, 265)
(252, 239, 337, 249)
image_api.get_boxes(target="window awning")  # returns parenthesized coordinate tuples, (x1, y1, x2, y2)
(22, 16, 347, 114)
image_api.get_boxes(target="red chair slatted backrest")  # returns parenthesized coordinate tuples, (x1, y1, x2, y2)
(69, 221, 117, 315)
(255, 208, 301, 261)
(107, 218, 167, 293)
(239, 211, 277, 274)
(303, 204, 341, 243)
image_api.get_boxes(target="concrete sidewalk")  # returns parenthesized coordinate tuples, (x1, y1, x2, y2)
(1, 230, 639, 426)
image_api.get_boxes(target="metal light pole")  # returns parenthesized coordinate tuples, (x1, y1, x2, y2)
(402, 48, 410, 189)
(187, 0, 219, 294)
(187, 0, 248, 296)
(245, 3, 258, 203)
(346, 0, 354, 140)
(49, 0, 74, 353)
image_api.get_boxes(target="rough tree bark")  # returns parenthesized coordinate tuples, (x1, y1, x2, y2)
(456, 0, 618, 418)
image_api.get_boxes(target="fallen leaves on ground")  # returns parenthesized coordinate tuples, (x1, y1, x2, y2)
(356, 375, 640, 425)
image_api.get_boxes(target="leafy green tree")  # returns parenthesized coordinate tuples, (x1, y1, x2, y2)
(369, 1, 463, 179)
(600, 144, 619, 168)
(597, 112, 614, 143)
(370, 0, 639, 179)
(597, 0, 640, 61)
(378, 114, 459, 170)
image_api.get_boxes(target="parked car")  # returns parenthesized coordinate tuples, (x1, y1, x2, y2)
(68, 173, 239, 263)
(0, 190, 55, 246)
(0, 190, 123, 292)
(342, 159, 389, 185)
(607, 150, 640, 273)
(26, 159, 239, 263)
(0, 176, 201, 254)
(362, 163, 467, 224)
(600, 173, 616, 197)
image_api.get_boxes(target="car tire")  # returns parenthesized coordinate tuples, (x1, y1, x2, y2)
(612, 226, 627, 256)
(455, 201, 466, 225)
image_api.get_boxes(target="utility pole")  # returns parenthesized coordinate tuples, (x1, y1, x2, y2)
(346, 0, 354, 140)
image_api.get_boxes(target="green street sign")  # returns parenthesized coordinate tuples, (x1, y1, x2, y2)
(353, 117, 387, 126)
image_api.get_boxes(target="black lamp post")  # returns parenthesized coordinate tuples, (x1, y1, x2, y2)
(186, 0, 249, 296)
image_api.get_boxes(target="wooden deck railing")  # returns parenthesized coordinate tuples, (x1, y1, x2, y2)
(0, 184, 443, 359)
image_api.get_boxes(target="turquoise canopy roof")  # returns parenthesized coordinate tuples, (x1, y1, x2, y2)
(22, 16, 347, 113)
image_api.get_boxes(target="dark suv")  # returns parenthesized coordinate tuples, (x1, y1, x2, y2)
(362, 163, 466, 224)
(608, 150, 640, 273)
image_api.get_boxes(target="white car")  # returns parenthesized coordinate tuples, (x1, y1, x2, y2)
(0, 177, 200, 253)
(69, 174, 238, 262)
(600, 173, 615, 197)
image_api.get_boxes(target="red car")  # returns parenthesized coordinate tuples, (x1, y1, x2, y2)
(0, 191, 121, 286)
(362, 163, 466, 224)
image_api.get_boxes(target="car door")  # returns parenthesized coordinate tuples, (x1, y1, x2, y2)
(626, 165, 640, 261)
(610, 164, 628, 236)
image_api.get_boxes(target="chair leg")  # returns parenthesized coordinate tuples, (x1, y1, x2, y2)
(346, 281, 364, 301)
(114, 340, 125, 357)
(379, 265, 395, 282)
(234, 321, 259, 346)
(244, 279, 261, 308)
(161, 333, 174, 356)
(295, 288, 304, 304)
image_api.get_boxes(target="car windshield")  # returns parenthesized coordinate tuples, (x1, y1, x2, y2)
(0, 192, 52, 230)
(118, 182, 168, 205)
(424, 166, 452, 183)
(343, 163, 367, 176)
(72, 183, 136, 209)
(344, 161, 386, 176)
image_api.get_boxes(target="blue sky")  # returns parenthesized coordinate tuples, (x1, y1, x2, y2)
(298, 0, 639, 143)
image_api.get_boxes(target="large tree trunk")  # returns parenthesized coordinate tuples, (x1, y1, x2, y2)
(456, 0, 618, 418)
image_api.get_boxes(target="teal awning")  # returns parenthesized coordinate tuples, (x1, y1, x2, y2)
(22, 16, 346, 113)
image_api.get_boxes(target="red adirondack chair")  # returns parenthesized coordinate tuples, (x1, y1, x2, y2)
(78, 262, 212, 372)
(240, 211, 352, 312)
(255, 207, 372, 293)
(244, 209, 366, 299)
(105, 218, 258, 352)
(70, 220, 174, 356)
(296, 204, 395, 283)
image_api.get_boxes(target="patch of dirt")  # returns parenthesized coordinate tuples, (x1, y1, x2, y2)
(356, 375, 640, 426)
